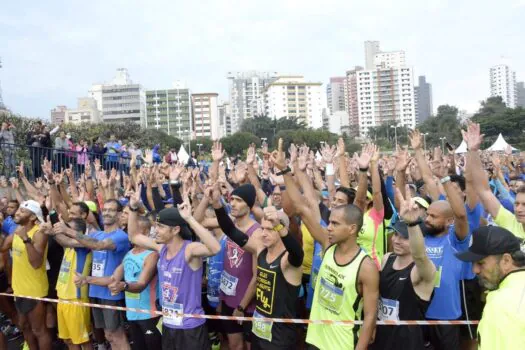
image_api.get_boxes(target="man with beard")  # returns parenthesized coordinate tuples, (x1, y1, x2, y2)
(456, 226, 525, 349)
(61, 199, 131, 349)
(8, 200, 52, 349)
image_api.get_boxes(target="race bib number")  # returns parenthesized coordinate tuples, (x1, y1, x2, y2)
(163, 303, 183, 327)
(378, 298, 400, 321)
(125, 291, 140, 300)
(318, 277, 344, 313)
(92, 254, 106, 277)
(58, 260, 71, 284)
(252, 310, 273, 342)
(220, 271, 239, 296)
(434, 266, 442, 288)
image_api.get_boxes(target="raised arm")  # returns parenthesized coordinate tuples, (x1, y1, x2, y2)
(369, 144, 384, 213)
(396, 187, 436, 285)
(463, 123, 501, 218)
(356, 259, 379, 350)
(127, 187, 163, 252)
(409, 130, 441, 201)
(354, 144, 374, 212)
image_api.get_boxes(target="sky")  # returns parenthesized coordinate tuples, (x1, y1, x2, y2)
(1, 0, 524, 119)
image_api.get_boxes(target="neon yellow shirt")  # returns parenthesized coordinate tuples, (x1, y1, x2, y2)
(56, 247, 92, 300)
(301, 223, 314, 275)
(357, 207, 385, 269)
(494, 206, 525, 239)
(477, 270, 525, 349)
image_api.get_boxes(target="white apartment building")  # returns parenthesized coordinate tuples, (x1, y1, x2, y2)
(262, 76, 323, 128)
(227, 71, 279, 133)
(88, 68, 146, 125)
(374, 51, 406, 69)
(191, 93, 220, 140)
(327, 77, 346, 114)
(490, 64, 517, 108)
(64, 97, 100, 124)
(218, 102, 231, 137)
(344, 66, 363, 137)
(357, 67, 416, 137)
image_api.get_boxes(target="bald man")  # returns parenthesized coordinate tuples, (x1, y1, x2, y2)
(420, 192, 471, 349)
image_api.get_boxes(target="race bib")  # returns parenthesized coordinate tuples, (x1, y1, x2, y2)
(125, 291, 140, 300)
(220, 270, 239, 296)
(252, 310, 273, 342)
(92, 253, 106, 278)
(318, 276, 344, 313)
(378, 298, 400, 321)
(163, 303, 183, 327)
(434, 266, 443, 288)
(58, 260, 71, 284)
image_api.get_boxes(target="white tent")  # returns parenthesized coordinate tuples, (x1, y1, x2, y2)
(486, 133, 518, 152)
(177, 145, 190, 164)
(455, 140, 468, 154)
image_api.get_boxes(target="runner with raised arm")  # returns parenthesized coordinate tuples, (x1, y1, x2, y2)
(127, 186, 220, 349)
(274, 139, 379, 350)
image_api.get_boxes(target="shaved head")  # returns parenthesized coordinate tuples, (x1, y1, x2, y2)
(428, 200, 453, 219)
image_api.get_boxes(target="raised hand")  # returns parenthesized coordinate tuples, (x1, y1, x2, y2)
(16, 161, 25, 177)
(270, 138, 287, 171)
(42, 159, 53, 178)
(246, 144, 256, 165)
(177, 201, 193, 220)
(289, 143, 298, 164)
(461, 122, 484, 152)
(34, 177, 44, 190)
(409, 129, 423, 150)
(94, 158, 101, 173)
(336, 137, 345, 158)
(396, 186, 421, 224)
(211, 141, 225, 162)
(144, 149, 153, 164)
(129, 185, 142, 209)
(234, 162, 248, 183)
(321, 143, 337, 164)
(505, 144, 513, 156)
(395, 146, 412, 172)
(430, 159, 447, 179)
(10, 178, 19, 189)
(355, 144, 374, 169)
(261, 141, 269, 156)
(297, 145, 309, 171)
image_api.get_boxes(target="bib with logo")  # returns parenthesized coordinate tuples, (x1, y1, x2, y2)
(378, 297, 400, 321)
(92, 251, 107, 277)
(252, 310, 273, 342)
(318, 276, 344, 313)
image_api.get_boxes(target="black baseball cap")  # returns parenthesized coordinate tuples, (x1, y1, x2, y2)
(455, 226, 523, 262)
(389, 221, 409, 238)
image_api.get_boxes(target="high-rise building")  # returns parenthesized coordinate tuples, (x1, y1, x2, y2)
(490, 64, 517, 108)
(414, 76, 433, 124)
(50, 105, 68, 124)
(0, 58, 5, 111)
(356, 41, 416, 138)
(191, 93, 220, 140)
(356, 67, 416, 137)
(145, 82, 192, 143)
(218, 102, 231, 137)
(88, 68, 146, 124)
(344, 66, 363, 137)
(516, 82, 525, 108)
(64, 98, 100, 124)
(327, 77, 346, 114)
(227, 71, 279, 133)
(262, 76, 323, 128)
(364, 41, 380, 70)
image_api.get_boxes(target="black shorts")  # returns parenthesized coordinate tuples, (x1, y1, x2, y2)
(162, 323, 210, 350)
(220, 302, 252, 341)
(90, 298, 126, 331)
(460, 278, 484, 340)
(14, 297, 39, 315)
(201, 294, 222, 334)
(424, 323, 460, 350)
(0, 271, 8, 293)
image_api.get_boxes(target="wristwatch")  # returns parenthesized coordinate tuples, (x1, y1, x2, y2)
(123, 282, 129, 291)
(22, 237, 32, 244)
(236, 305, 245, 314)
(406, 219, 423, 227)
(275, 167, 292, 176)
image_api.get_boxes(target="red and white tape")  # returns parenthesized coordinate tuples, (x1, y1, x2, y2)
(0, 293, 479, 326)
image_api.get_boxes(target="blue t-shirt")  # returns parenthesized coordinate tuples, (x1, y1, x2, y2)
(2, 216, 17, 236)
(425, 227, 471, 320)
(88, 228, 131, 300)
(206, 235, 227, 308)
(106, 142, 121, 162)
(462, 203, 483, 280)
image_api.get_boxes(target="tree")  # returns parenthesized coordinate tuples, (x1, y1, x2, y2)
(275, 129, 338, 152)
(190, 137, 213, 155)
(418, 104, 463, 148)
(220, 132, 260, 156)
(241, 114, 306, 146)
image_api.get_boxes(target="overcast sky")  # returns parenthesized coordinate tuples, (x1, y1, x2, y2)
(1, 0, 524, 119)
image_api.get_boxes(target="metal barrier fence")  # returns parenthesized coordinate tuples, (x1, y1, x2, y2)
(0, 143, 141, 181)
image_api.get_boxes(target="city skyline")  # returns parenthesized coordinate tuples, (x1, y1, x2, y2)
(1, 1, 524, 119)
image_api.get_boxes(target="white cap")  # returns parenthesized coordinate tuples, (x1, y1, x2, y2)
(20, 200, 44, 223)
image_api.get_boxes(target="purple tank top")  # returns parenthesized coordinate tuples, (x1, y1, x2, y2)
(220, 222, 260, 313)
(158, 241, 205, 329)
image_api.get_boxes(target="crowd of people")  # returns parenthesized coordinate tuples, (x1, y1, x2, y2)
(0, 122, 522, 350)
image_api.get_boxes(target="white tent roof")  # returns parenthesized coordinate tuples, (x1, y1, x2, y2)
(455, 140, 468, 154)
(486, 133, 517, 152)
(177, 145, 190, 164)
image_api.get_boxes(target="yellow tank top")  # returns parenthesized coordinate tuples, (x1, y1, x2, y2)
(56, 247, 92, 300)
(12, 225, 49, 297)
(306, 245, 368, 350)
(301, 223, 314, 275)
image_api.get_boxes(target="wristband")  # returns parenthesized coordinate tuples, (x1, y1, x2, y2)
(325, 163, 335, 176)
(170, 180, 180, 185)
(440, 176, 451, 184)
(275, 167, 292, 176)
(407, 219, 423, 227)
(273, 224, 284, 232)
(129, 204, 141, 212)
(359, 167, 369, 173)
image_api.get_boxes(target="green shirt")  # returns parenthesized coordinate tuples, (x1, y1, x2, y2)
(494, 206, 525, 239)
(478, 270, 525, 349)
